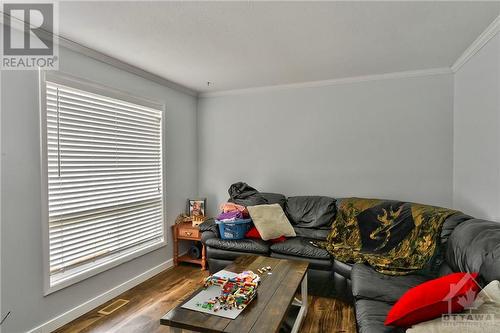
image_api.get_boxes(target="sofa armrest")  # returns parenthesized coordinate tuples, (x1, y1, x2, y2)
(199, 218, 220, 243)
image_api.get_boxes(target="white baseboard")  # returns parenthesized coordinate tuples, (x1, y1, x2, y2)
(28, 258, 175, 333)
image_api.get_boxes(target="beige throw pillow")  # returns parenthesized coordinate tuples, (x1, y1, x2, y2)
(247, 204, 296, 241)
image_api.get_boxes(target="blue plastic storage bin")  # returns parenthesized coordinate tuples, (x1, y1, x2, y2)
(215, 218, 252, 240)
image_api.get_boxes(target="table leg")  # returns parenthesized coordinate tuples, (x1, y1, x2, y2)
(201, 243, 206, 270)
(172, 226, 178, 266)
(291, 272, 308, 333)
(302, 272, 308, 316)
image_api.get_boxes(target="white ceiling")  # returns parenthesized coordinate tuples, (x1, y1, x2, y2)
(59, 1, 500, 93)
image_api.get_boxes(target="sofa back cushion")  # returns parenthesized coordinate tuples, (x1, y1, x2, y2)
(446, 218, 500, 283)
(261, 192, 287, 208)
(293, 227, 330, 241)
(439, 212, 472, 248)
(285, 196, 336, 228)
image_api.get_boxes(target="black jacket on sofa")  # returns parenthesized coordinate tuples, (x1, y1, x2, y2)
(200, 193, 500, 333)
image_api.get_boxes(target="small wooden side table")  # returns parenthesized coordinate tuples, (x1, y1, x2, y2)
(172, 222, 206, 270)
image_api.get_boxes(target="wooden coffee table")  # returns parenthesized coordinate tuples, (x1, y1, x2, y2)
(160, 255, 309, 333)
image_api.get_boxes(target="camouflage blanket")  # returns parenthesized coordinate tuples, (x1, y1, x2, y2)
(320, 198, 457, 275)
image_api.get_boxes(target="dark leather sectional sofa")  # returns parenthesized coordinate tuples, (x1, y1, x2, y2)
(200, 193, 500, 332)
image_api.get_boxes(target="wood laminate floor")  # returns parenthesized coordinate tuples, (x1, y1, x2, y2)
(54, 264, 356, 333)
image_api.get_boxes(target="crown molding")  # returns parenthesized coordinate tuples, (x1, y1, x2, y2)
(1, 12, 198, 97)
(54, 35, 198, 97)
(199, 67, 453, 98)
(452, 14, 500, 73)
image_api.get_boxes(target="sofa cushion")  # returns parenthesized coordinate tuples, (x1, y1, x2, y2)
(333, 271, 353, 301)
(205, 238, 269, 254)
(480, 253, 500, 284)
(285, 196, 336, 228)
(270, 237, 330, 260)
(206, 247, 265, 262)
(333, 259, 353, 279)
(439, 212, 472, 247)
(355, 299, 405, 333)
(270, 252, 332, 271)
(351, 264, 429, 304)
(437, 262, 454, 277)
(446, 219, 500, 283)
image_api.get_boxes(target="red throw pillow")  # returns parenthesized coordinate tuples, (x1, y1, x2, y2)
(245, 226, 286, 243)
(245, 226, 260, 238)
(385, 272, 480, 327)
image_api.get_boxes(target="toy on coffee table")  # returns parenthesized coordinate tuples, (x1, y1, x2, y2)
(257, 266, 272, 275)
(196, 270, 261, 311)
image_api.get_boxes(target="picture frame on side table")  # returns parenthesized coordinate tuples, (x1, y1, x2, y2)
(187, 198, 206, 217)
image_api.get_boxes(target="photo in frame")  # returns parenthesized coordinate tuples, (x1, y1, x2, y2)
(187, 198, 206, 217)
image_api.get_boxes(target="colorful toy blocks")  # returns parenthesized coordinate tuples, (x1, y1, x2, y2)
(197, 270, 261, 312)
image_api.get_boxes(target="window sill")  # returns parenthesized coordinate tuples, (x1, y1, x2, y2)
(44, 239, 166, 295)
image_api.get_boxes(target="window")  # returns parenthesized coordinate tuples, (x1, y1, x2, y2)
(41, 72, 165, 292)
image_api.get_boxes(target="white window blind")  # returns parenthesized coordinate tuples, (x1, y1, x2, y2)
(45, 79, 164, 287)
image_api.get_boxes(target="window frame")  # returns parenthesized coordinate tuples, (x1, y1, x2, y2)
(39, 70, 167, 295)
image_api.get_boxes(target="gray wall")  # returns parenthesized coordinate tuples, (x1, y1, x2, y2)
(453, 33, 500, 220)
(1, 45, 198, 332)
(198, 74, 454, 215)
